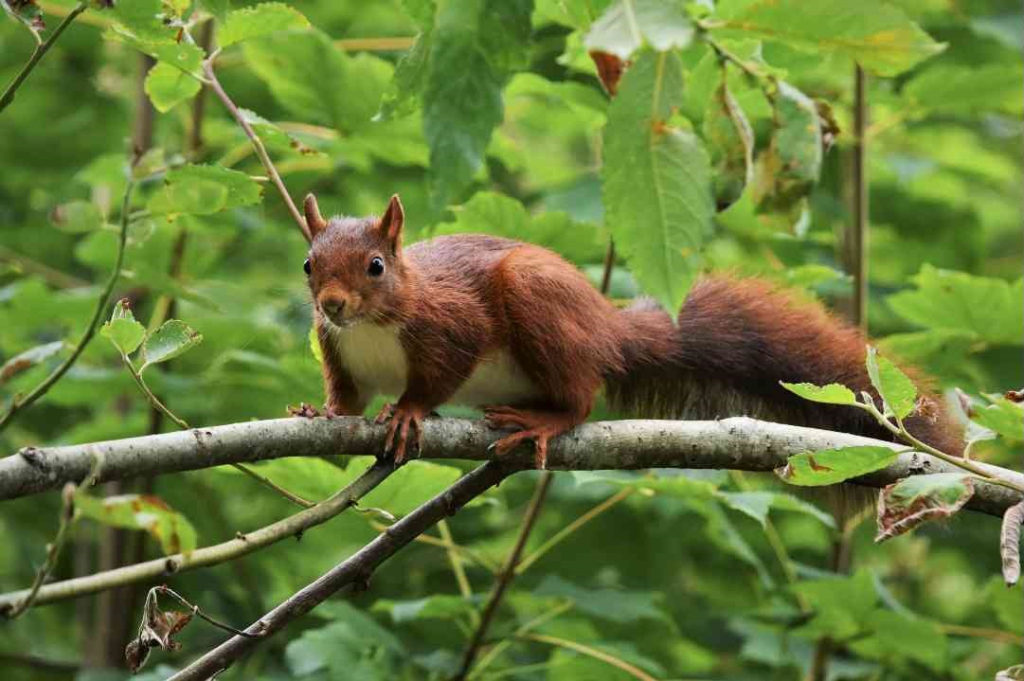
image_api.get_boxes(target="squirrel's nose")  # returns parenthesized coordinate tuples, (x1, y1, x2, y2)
(321, 297, 346, 318)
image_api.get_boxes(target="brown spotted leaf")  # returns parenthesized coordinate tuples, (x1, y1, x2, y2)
(74, 492, 197, 556)
(776, 446, 898, 487)
(875, 473, 974, 543)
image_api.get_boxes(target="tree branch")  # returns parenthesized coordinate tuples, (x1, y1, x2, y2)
(0, 460, 394, 614)
(0, 1, 88, 114)
(2, 417, 1020, 515)
(166, 461, 520, 681)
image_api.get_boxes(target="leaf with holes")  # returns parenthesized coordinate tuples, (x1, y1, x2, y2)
(583, 0, 694, 59)
(75, 492, 198, 555)
(776, 446, 899, 487)
(603, 50, 713, 313)
(139, 320, 203, 373)
(101, 300, 147, 357)
(781, 382, 858, 406)
(875, 473, 974, 543)
(865, 346, 917, 420)
(217, 2, 310, 47)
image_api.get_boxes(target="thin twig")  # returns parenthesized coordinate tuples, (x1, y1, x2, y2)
(187, 20, 215, 157)
(166, 461, 521, 681)
(519, 633, 658, 681)
(200, 53, 310, 241)
(0, 178, 134, 432)
(850, 64, 869, 331)
(454, 473, 554, 680)
(0, 1, 88, 113)
(0, 461, 393, 615)
(370, 521, 499, 572)
(438, 519, 473, 598)
(469, 600, 574, 679)
(155, 586, 258, 639)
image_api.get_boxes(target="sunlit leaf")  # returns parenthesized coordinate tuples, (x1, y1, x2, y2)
(144, 62, 202, 113)
(218, 2, 311, 47)
(101, 299, 147, 357)
(140, 320, 203, 373)
(583, 0, 694, 59)
(865, 346, 918, 420)
(776, 446, 899, 487)
(75, 492, 198, 555)
(781, 382, 858, 406)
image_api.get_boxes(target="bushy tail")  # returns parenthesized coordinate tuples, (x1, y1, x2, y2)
(604, 276, 964, 456)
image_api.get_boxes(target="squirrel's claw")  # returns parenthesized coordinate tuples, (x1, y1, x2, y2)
(381, 404, 426, 464)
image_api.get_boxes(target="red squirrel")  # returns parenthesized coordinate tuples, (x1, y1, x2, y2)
(302, 193, 964, 468)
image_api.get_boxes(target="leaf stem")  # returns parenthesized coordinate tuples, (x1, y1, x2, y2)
(155, 586, 258, 638)
(0, 178, 134, 432)
(0, 1, 88, 114)
(518, 633, 658, 681)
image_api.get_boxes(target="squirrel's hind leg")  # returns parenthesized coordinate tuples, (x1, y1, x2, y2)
(484, 406, 586, 469)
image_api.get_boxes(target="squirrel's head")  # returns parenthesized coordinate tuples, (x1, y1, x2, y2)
(303, 193, 407, 327)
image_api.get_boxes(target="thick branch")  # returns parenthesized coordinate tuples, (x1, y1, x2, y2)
(0, 461, 394, 614)
(166, 461, 519, 681)
(2, 416, 1020, 516)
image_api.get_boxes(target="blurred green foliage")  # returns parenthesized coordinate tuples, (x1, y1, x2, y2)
(0, 0, 1022, 680)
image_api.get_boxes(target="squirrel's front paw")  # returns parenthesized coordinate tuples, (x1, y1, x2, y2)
(379, 403, 427, 464)
(288, 402, 321, 418)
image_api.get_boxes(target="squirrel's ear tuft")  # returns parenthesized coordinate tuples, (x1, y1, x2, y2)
(304, 193, 327, 240)
(378, 194, 405, 255)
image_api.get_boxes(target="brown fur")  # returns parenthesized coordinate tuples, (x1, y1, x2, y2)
(304, 195, 964, 466)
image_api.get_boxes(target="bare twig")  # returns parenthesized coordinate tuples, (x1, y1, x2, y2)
(152, 585, 257, 638)
(0, 178, 134, 432)
(850, 64, 869, 331)
(200, 52, 310, 241)
(468, 600, 575, 678)
(0, 1, 88, 113)
(454, 473, 554, 680)
(166, 461, 521, 681)
(0, 460, 393, 615)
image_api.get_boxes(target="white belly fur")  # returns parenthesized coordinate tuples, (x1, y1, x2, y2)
(328, 323, 542, 407)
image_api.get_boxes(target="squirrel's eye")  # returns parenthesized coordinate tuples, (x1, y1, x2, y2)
(368, 257, 385, 277)
(303, 259, 311, 275)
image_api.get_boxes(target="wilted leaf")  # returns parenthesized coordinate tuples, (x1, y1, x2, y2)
(776, 446, 899, 487)
(75, 492, 198, 555)
(603, 50, 713, 313)
(875, 473, 974, 543)
(140, 320, 203, 373)
(753, 81, 822, 212)
(144, 61, 202, 113)
(217, 2, 310, 47)
(1002, 502, 1024, 585)
(865, 346, 918, 420)
(0, 341, 64, 385)
(703, 74, 754, 209)
(781, 382, 858, 406)
(718, 0, 944, 77)
(584, 0, 693, 59)
(101, 299, 147, 356)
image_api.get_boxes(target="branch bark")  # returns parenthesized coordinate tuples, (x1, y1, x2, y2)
(3, 416, 1021, 516)
(166, 461, 520, 681)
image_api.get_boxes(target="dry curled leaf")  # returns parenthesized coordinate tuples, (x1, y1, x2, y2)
(1001, 501, 1024, 585)
(124, 639, 151, 673)
(876, 473, 974, 543)
(589, 51, 628, 97)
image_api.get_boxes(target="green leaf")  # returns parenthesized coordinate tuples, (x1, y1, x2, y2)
(781, 382, 858, 406)
(199, 0, 230, 21)
(0, 341, 64, 385)
(887, 265, 1024, 346)
(752, 81, 822, 211)
(285, 602, 403, 678)
(904, 62, 1024, 115)
(238, 109, 322, 156)
(148, 164, 262, 216)
(718, 0, 944, 77)
(849, 609, 947, 672)
(602, 50, 714, 313)
(111, 0, 169, 41)
(865, 346, 918, 420)
(534, 575, 669, 624)
(139, 320, 203, 373)
(144, 62, 202, 113)
(101, 300, 147, 356)
(373, 595, 478, 624)
(218, 2, 311, 47)
(377, 30, 433, 121)
(583, 0, 694, 59)
(50, 200, 104, 233)
(435, 191, 605, 263)
(105, 27, 204, 76)
(75, 492, 198, 555)
(776, 446, 900, 487)
(973, 397, 1024, 442)
(309, 325, 323, 363)
(717, 491, 836, 529)
(703, 74, 754, 208)
(423, 0, 532, 209)
(875, 473, 974, 543)
(792, 570, 878, 640)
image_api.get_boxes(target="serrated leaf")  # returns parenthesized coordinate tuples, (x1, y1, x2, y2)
(237, 109, 321, 156)
(603, 50, 713, 313)
(148, 164, 262, 216)
(875, 473, 973, 543)
(703, 75, 754, 208)
(218, 3, 311, 47)
(719, 0, 944, 77)
(75, 492, 198, 555)
(752, 81, 822, 212)
(144, 61, 202, 113)
(285, 603, 403, 678)
(887, 265, 1024, 346)
(973, 397, 1024, 443)
(584, 0, 693, 59)
(0, 341, 64, 385)
(101, 300, 147, 356)
(140, 320, 203, 373)
(776, 446, 899, 487)
(865, 346, 917, 420)
(781, 382, 858, 406)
